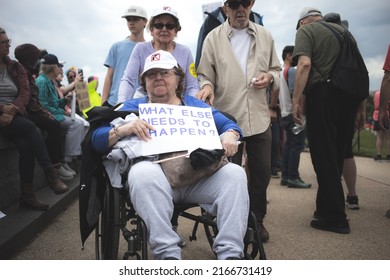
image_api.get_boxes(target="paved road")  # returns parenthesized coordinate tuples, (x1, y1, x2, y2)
(11, 152, 390, 260)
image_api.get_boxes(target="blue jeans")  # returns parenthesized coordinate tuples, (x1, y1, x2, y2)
(281, 114, 306, 180)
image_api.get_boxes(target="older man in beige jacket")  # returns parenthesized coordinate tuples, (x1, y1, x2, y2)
(197, 0, 281, 242)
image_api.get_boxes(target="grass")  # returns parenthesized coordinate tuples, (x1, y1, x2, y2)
(352, 129, 384, 158)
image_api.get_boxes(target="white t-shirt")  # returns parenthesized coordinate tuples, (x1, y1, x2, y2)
(230, 28, 251, 77)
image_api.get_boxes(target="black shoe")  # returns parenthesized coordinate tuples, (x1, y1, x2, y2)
(313, 210, 323, 220)
(271, 171, 280, 178)
(310, 219, 350, 234)
(374, 155, 382, 161)
(385, 209, 390, 219)
(280, 178, 288, 186)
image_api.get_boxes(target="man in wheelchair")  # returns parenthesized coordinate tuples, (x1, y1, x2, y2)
(90, 50, 249, 260)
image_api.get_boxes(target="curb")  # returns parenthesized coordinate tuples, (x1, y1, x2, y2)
(0, 175, 79, 260)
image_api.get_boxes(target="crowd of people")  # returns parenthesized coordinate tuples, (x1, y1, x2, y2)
(0, 28, 99, 209)
(1, 0, 389, 260)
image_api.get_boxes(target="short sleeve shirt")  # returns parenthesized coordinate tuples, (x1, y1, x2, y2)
(293, 21, 342, 91)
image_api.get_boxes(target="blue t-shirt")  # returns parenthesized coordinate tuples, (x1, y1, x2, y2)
(104, 38, 138, 106)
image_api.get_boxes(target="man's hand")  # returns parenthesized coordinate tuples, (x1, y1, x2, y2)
(292, 103, 303, 125)
(251, 73, 273, 89)
(195, 84, 214, 106)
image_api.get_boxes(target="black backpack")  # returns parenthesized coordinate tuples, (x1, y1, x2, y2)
(319, 22, 369, 105)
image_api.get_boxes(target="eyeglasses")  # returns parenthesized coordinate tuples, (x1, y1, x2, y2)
(225, 0, 252, 10)
(144, 69, 176, 79)
(0, 39, 11, 45)
(67, 75, 75, 79)
(153, 23, 177, 30)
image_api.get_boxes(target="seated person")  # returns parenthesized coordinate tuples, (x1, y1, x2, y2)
(0, 28, 68, 210)
(91, 50, 249, 260)
(14, 43, 73, 181)
(36, 54, 86, 168)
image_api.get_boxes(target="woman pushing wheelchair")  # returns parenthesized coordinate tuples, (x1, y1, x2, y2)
(91, 50, 249, 260)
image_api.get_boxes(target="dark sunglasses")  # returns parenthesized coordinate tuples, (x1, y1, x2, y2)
(153, 23, 177, 30)
(226, 0, 252, 10)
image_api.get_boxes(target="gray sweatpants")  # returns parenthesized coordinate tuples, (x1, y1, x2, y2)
(128, 161, 249, 260)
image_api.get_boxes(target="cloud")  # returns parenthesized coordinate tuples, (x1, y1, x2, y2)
(1, 0, 389, 92)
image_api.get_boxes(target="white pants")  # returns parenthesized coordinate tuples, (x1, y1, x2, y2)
(60, 115, 87, 160)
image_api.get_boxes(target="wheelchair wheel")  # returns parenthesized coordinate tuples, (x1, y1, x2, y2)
(201, 208, 218, 249)
(96, 185, 121, 260)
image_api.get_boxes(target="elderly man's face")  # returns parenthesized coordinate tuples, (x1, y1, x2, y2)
(223, 0, 254, 29)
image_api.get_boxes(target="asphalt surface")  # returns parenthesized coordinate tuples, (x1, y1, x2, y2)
(9, 152, 390, 260)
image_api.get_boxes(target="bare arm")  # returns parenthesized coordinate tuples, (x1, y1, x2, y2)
(60, 72, 82, 96)
(292, 55, 311, 124)
(108, 118, 155, 148)
(355, 99, 366, 130)
(102, 67, 114, 105)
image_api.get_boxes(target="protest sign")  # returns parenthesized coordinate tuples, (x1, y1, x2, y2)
(138, 103, 222, 156)
(74, 81, 91, 111)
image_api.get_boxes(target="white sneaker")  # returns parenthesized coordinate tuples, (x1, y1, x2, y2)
(63, 162, 76, 175)
(57, 165, 74, 180)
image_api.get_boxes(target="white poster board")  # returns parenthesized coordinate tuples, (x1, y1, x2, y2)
(139, 103, 222, 156)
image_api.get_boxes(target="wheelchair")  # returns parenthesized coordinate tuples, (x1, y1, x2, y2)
(94, 169, 267, 260)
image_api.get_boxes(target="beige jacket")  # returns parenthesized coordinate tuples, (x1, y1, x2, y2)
(198, 21, 281, 137)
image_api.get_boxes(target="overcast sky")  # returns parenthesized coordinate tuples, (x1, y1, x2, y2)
(1, 0, 389, 93)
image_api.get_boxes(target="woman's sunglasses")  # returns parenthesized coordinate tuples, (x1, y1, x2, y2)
(153, 23, 177, 30)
